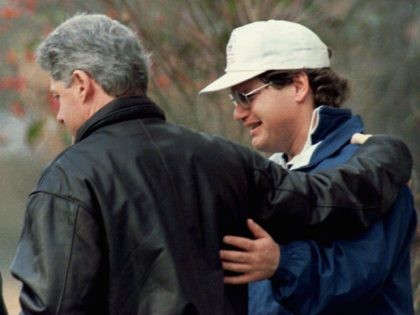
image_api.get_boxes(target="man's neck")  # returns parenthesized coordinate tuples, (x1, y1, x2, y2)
(88, 91, 116, 118)
(281, 107, 322, 169)
(287, 107, 319, 159)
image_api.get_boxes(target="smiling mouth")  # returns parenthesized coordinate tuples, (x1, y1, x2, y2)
(250, 122, 262, 130)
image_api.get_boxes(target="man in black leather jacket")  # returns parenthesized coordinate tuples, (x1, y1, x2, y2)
(10, 14, 412, 315)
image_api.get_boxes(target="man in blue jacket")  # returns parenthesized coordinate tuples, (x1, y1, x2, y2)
(200, 20, 417, 314)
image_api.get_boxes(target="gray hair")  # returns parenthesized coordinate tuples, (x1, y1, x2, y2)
(36, 13, 150, 97)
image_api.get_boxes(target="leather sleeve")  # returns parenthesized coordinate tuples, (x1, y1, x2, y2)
(10, 192, 105, 315)
(251, 135, 412, 236)
(0, 273, 7, 315)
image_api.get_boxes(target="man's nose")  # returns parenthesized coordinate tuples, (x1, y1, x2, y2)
(56, 112, 64, 125)
(232, 104, 249, 122)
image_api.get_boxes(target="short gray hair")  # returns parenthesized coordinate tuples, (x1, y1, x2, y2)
(36, 13, 150, 97)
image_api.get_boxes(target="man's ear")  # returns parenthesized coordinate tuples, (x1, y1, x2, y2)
(292, 72, 311, 103)
(71, 70, 94, 102)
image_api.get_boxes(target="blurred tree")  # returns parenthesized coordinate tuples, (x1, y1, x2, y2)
(98, 0, 329, 143)
(0, 0, 419, 312)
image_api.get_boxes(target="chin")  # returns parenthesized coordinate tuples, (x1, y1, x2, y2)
(251, 139, 267, 152)
(253, 141, 278, 155)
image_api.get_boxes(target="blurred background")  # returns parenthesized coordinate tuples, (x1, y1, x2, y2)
(0, 0, 418, 313)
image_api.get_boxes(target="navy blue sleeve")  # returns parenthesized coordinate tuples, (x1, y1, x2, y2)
(270, 187, 416, 314)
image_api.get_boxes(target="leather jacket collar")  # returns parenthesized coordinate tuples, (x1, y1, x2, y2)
(75, 95, 166, 143)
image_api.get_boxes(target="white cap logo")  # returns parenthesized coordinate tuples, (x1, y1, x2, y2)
(226, 33, 236, 69)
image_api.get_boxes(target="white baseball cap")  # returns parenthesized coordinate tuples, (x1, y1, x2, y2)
(199, 20, 330, 93)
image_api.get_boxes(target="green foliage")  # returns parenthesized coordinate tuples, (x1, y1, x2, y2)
(25, 119, 44, 145)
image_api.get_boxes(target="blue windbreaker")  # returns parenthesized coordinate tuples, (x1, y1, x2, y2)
(249, 106, 417, 315)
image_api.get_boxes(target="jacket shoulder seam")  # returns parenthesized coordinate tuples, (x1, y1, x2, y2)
(29, 190, 95, 215)
(55, 203, 81, 314)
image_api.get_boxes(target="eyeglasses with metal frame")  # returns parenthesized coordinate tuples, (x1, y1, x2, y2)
(229, 82, 272, 109)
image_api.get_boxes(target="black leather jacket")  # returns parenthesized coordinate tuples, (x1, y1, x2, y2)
(11, 96, 412, 314)
(0, 273, 7, 315)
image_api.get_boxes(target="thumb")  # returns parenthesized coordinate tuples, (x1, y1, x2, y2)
(351, 133, 372, 145)
(247, 219, 270, 239)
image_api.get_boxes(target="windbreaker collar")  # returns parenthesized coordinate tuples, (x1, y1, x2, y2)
(270, 106, 364, 169)
(75, 95, 166, 143)
(303, 106, 364, 169)
(311, 106, 354, 144)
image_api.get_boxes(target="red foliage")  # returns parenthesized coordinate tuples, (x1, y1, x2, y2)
(23, 0, 37, 12)
(9, 0, 37, 13)
(9, 101, 26, 118)
(6, 50, 18, 65)
(155, 73, 171, 88)
(0, 6, 21, 19)
(25, 50, 35, 62)
(0, 76, 26, 91)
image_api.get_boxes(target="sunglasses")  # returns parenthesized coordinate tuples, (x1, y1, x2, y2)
(229, 82, 272, 109)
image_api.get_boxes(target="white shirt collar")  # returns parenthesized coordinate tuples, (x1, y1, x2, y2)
(269, 106, 323, 170)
